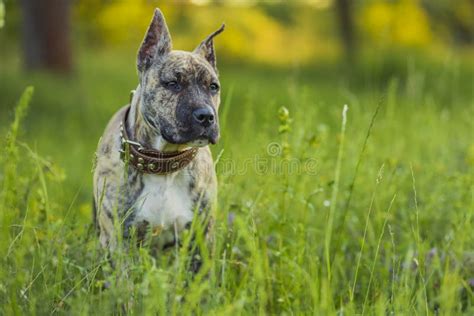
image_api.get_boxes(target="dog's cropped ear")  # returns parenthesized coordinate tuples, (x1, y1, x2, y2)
(137, 8, 172, 72)
(194, 24, 225, 71)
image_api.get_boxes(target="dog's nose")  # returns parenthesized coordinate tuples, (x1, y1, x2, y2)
(192, 107, 215, 127)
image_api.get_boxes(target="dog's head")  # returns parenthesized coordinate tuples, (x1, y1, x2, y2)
(136, 8, 224, 146)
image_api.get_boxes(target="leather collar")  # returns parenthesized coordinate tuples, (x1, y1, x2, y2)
(119, 106, 198, 174)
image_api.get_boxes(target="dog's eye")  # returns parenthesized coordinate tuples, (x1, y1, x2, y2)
(165, 81, 181, 92)
(209, 83, 219, 92)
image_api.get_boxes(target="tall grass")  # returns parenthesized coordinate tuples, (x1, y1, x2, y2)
(0, 51, 473, 314)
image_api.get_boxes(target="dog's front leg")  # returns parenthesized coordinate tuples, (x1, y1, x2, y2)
(95, 198, 119, 251)
(94, 196, 138, 311)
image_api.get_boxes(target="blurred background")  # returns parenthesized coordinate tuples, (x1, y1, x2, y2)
(0, 0, 473, 203)
(1, 0, 474, 70)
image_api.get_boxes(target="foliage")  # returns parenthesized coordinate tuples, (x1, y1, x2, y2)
(89, 1, 331, 65)
(72, 0, 474, 66)
(361, 0, 432, 47)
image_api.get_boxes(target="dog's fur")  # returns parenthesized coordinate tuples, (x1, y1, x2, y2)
(93, 9, 223, 253)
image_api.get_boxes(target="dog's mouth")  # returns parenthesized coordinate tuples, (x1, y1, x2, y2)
(187, 132, 220, 147)
(160, 127, 219, 146)
(203, 130, 219, 145)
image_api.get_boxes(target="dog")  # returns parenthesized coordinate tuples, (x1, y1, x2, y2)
(93, 8, 224, 265)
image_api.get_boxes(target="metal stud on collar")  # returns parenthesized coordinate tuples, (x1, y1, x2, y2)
(120, 122, 144, 150)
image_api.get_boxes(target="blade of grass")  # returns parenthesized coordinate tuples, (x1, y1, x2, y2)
(332, 97, 383, 259)
(324, 104, 348, 281)
(362, 194, 397, 315)
(410, 164, 429, 315)
(350, 164, 385, 302)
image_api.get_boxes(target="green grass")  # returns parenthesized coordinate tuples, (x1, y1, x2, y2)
(0, 48, 473, 314)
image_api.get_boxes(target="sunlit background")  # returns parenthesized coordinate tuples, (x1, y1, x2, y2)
(2, 0, 474, 67)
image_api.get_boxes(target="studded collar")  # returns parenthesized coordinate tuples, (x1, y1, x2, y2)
(119, 105, 198, 174)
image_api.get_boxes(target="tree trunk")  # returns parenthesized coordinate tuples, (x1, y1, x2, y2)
(20, 0, 72, 73)
(335, 0, 356, 62)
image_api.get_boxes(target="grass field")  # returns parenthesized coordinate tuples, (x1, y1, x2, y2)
(0, 48, 473, 314)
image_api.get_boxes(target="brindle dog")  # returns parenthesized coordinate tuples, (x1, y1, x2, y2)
(93, 8, 224, 262)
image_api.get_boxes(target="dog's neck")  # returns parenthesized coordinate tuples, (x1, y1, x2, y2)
(127, 85, 189, 153)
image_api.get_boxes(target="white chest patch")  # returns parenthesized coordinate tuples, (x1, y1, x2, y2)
(133, 171, 194, 232)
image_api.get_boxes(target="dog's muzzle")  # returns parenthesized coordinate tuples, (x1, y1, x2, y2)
(192, 106, 219, 144)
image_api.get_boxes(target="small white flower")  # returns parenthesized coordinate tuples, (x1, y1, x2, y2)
(323, 200, 331, 207)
